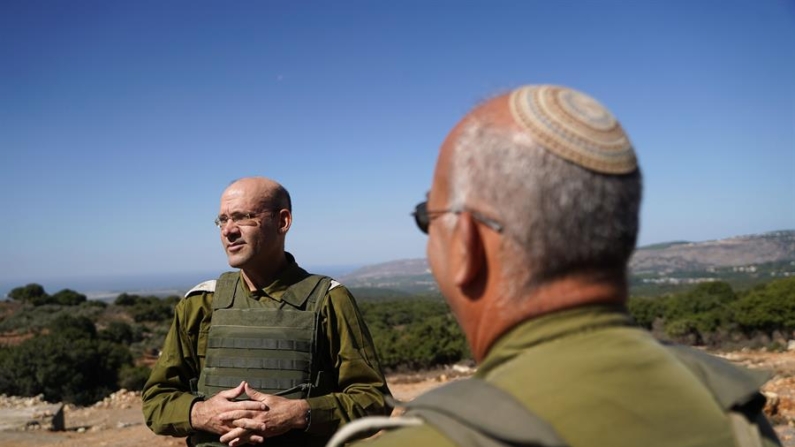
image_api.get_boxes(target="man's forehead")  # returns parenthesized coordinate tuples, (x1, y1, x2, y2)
(220, 186, 261, 208)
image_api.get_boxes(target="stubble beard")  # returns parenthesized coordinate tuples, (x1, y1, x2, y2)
(225, 245, 250, 269)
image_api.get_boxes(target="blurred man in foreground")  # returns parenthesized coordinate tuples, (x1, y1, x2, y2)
(330, 85, 780, 447)
(143, 177, 390, 447)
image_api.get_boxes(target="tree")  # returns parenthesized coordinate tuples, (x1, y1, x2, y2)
(49, 314, 97, 340)
(732, 277, 795, 334)
(627, 296, 667, 329)
(0, 312, 132, 405)
(663, 281, 737, 335)
(118, 365, 152, 391)
(114, 293, 138, 306)
(99, 321, 135, 345)
(361, 298, 470, 370)
(51, 289, 87, 306)
(8, 283, 48, 303)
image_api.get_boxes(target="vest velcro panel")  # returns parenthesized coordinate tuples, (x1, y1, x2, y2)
(200, 308, 317, 398)
(207, 337, 311, 352)
(205, 356, 310, 371)
(204, 376, 306, 391)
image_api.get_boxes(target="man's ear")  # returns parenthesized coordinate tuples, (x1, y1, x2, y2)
(453, 212, 486, 287)
(278, 209, 292, 234)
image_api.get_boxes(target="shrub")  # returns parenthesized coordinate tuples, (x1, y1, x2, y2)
(118, 365, 152, 391)
(362, 299, 470, 370)
(51, 289, 87, 306)
(113, 294, 179, 323)
(0, 334, 132, 405)
(731, 277, 795, 334)
(99, 321, 134, 345)
(8, 283, 48, 302)
(0, 311, 133, 405)
(627, 296, 667, 329)
(49, 314, 97, 340)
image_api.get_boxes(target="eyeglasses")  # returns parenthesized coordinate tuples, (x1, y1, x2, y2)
(412, 201, 503, 234)
(214, 210, 275, 229)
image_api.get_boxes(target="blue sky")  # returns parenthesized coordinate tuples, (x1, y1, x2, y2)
(1, 0, 793, 291)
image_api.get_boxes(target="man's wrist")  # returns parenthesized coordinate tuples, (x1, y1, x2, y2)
(295, 399, 311, 430)
(189, 398, 205, 431)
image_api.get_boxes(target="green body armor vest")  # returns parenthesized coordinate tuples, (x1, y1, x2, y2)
(191, 272, 333, 447)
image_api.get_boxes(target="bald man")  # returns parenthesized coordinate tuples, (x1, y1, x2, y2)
(331, 86, 779, 447)
(143, 177, 390, 447)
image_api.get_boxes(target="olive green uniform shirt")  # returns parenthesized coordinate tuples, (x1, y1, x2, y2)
(361, 305, 777, 447)
(142, 255, 390, 440)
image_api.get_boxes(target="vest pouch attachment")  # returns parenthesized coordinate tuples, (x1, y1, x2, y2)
(198, 307, 318, 399)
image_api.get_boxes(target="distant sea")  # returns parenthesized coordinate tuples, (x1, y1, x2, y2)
(0, 264, 361, 301)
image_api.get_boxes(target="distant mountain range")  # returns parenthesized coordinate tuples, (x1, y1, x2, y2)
(342, 230, 795, 296)
(629, 230, 795, 273)
(5, 231, 792, 301)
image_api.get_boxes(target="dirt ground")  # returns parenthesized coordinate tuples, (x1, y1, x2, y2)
(1, 351, 794, 447)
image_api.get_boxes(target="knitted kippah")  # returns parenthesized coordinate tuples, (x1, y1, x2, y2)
(508, 85, 637, 174)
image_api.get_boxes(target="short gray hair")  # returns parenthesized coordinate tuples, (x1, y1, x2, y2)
(448, 122, 642, 295)
(270, 184, 292, 213)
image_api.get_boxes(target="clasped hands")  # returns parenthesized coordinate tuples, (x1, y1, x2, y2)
(190, 381, 310, 446)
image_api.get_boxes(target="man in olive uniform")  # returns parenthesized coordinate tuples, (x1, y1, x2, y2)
(142, 177, 390, 447)
(337, 85, 780, 447)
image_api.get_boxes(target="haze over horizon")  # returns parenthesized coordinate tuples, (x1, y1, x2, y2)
(3, 229, 793, 299)
(2, 1, 793, 292)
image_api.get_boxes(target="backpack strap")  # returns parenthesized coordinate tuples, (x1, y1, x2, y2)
(326, 378, 567, 447)
(666, 344, 780, 447)
(326, 416, 424, 447)
(666, 344, 769, 411)
(403, 378, 567, 447)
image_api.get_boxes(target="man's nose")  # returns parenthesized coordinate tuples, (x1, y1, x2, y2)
(221, 221, 241, 236)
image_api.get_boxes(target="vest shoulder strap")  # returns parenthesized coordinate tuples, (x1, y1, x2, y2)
(280, 275, 332, 310)
(184, 272, 238, 305)
(211, 271, 239, 309)
(192, 272, 333, 310)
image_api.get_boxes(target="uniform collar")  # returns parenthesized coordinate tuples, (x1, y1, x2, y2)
(241, 252, 310, 301)
(475, 304, 634, 378)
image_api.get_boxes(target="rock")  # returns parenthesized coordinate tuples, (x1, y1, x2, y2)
(765, 392, 781, 416)
(787, 340, 795, 351)
(452, 364, 475, 374)
(0, 402, 64, 432)
(51, 404, 65, 431)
